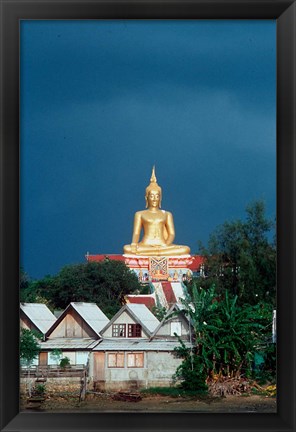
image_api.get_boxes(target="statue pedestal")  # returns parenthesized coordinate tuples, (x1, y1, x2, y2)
(123, 254, 194, 282)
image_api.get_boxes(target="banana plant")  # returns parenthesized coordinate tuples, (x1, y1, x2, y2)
(174, 283, 269, 390)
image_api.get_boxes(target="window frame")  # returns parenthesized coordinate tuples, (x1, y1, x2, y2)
(127, 352, 144, 368)
(128, 323, 142, 337)
(112, 323, 126, 337)
(107, 352, 125, 368)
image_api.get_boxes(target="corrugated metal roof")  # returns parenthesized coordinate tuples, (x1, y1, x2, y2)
(125, 304, 160, 333)
(93, 338, 192, 352)
(100, 303, 160, 337)
(39, 338, 100, 350)
(70, 302, 109, 335)
(20, 303, 57, 334)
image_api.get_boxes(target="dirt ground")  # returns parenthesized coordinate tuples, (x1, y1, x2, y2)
(21, 392, 277, 413)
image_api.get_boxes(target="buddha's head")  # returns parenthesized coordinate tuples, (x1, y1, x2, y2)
(145, 166, 162, 208)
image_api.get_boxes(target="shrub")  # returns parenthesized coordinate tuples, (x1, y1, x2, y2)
(59, 357, 71, 369)
(34, 383, 46, 396)
(173, 354, 208, 393)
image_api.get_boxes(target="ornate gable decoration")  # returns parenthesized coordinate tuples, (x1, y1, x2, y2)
(149, 257, 169, 281)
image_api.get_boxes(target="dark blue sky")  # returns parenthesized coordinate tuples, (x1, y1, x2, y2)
(20, 20, 276, 279)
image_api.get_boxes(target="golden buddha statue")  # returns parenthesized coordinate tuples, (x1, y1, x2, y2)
(123, 167, 190, 256)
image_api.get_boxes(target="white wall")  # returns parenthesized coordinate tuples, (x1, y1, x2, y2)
(89, 350, 183, 389)
(76, 351, 89, 365)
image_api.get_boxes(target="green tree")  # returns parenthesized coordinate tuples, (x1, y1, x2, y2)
(20, 267, 30, 291)
(20, 328, 41, 365)
(196, 201, 276, 305)
(20, 268, 33, 302)
(23, 260, 141, 318)
(20, 328, 42, 396)
(173, 339, 208, 392)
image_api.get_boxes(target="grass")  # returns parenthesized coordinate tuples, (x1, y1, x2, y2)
(140, 387, 208, 398)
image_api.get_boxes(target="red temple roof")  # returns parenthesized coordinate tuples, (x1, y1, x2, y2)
(188, 255, 204, 270)
(86, 254, 126, 263)
(161, 282, 177, 305)
(125, 295, 156, 309)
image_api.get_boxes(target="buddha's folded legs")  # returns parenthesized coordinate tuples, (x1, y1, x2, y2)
(123, 243, 190, 256)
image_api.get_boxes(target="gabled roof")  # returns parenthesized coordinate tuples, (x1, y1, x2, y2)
(39, 338, 100, 350)
(100, 303, 160, 337)
(127, 304, 160, 333)
(45, 302, 109, 338)
(150, 303, 190, 339)
(20, 303, 57, 334)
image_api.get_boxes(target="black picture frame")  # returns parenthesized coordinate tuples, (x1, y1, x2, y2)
(0, 1, 295, 431)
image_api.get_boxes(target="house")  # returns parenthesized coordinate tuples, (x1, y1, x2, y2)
(88, 303, 192, 391)
(36, 302, 109, 367)
(45, 302, 109, 339)
(20, 303, 57, 337)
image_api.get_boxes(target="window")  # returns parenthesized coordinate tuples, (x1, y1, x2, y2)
(112, 324, 126, 337)
(127, 352, 144, 368)
(108, 353, 125, 368)
(128, 323, 142, 337)
(170, 321, 182, 336)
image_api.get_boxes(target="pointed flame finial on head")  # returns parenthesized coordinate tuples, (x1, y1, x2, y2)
(150, 165, 157, 183)
(145, 165, 162, 208)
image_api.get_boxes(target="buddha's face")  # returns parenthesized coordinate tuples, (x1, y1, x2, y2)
(147, 190, 161, 208)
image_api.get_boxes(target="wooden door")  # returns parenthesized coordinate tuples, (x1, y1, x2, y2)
(39, 352, 48, 366)
(93, 352, 105, 381)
